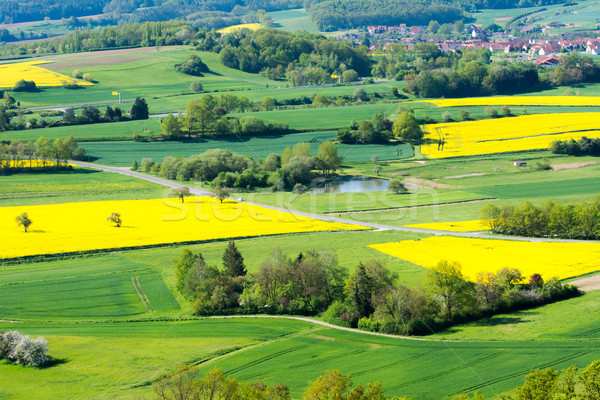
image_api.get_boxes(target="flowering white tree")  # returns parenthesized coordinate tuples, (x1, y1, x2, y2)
(0, 331, 49, 367)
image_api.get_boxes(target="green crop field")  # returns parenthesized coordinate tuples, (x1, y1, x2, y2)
(82, 132, 413, 165)
(428, 290, 600, 341)
(0, 119, 161, 142)
(0, 255, 180, 320)
(2, 315, 599, 399)
(234, 189, 490, 214)
(269, 8, 319, 33)
(0, 168, 166, 206)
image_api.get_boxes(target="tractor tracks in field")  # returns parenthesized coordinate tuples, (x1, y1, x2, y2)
(131, 276, 154, 313)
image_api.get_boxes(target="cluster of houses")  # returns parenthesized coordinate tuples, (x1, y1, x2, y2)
(337, 23, 600, 66)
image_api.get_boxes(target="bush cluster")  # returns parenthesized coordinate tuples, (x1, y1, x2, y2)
(0, 330, 49, 367)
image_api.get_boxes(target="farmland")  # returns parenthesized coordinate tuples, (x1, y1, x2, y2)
(370, 236, 600, 281)
(0, 61, 91, 88)
(82, 132, 413, 165)
(420, 96, 600, 107)
(421, 112, 600, 159)
(2, 18, 600, 400)
(0, 168, 166, 206)
(0, 196, 364, 259)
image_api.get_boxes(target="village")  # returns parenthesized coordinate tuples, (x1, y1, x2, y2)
(337, 22, 600, 66)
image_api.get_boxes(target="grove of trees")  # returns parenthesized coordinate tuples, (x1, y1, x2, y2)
(174, 245, 578, 335)
(0, 136, 85, 173)
(480, 197, 600, 240)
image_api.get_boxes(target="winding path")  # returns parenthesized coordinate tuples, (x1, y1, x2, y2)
(71, 160, 600, 245)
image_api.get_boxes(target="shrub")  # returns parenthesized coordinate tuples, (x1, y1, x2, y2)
(0, 331, 49, 367)
(72, 69, 83, 79)
(190, 81, 203, 93)
(441, 111, 452, 122)
(175, 55, 209, 76)
(82, 73, 93, 82)
(12, 79, 37, 92)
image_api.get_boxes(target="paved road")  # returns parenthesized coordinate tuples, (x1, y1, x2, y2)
(71, 160, 600, 244)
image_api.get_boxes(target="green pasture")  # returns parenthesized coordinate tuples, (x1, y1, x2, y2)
(269, 8, 318, 33)
(0, 318, 310, 400)
(2, 311, 600, 399)
(0, 168, 166, 206)
(10, 48, 273, 108)
(231, 102, 401, 130)
(147, 80, 407, 114)
(342, 200, 494, 226)
(235, 189, 489, 214)
(82, 132, 413, 165)
(429, 290, 600, 341)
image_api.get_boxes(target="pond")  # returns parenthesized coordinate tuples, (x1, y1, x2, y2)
(308, 176, 390, 194)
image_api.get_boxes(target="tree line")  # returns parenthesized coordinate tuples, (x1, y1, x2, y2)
(0, 97, 148, 133)
(174, 245, 578, 335)
(160, 94, 289, 140)
(139, 139, 342, 191)
(154, 367, 411, 400)
(550, 136, 600, 156)
(481, 197, 600, 240)
(0, 136, 85, 172)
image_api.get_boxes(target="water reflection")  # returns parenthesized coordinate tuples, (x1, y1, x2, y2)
(309, 176, 390, 194)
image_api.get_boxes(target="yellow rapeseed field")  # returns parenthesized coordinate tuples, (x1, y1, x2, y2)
(217, 23, 262, 34)
(370, 236, 600, 281)
(420, 96, 600, 107)
(405, 220, 489, 232)
(421, 112, 600, 158)
(0, 61, 92, 88)
(0, 197, 364, 259)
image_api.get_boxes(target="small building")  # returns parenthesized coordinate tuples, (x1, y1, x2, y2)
(514, 160, 527, 167)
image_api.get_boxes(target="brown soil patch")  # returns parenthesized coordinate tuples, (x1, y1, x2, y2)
(405, 177, 463, 190)
(494, 17, 512, 21)
(551, 161, 598, 171)
(569, 274, 600, 292)
(42, 46, 183, 70)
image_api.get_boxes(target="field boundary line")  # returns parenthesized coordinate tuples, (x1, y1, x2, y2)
(136, 276, 154, 312)
(131, 276, 151, 312)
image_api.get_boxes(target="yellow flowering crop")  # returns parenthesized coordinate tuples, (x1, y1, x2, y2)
(217, 23, 262, 34)
(2, 160, 76, 168)
(370, 236, 600, 281)
(0, 61, 92, 88)
(421, 112, 600, 158)
(420, 96, 600, 107)
(0, 196, 365, 259)
(405, 220, 489, 232)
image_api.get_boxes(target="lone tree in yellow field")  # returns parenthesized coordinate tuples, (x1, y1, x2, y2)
(15, 212, 32, 232)
(172, 187, 191, 203)
(107, 212, 122, 227)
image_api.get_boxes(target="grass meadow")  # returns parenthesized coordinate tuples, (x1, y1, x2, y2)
(269, 8, 318, 33)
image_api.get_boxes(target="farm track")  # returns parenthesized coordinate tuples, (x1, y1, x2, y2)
(70, 161, 600, 245)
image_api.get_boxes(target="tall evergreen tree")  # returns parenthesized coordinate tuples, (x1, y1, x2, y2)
(130, 97, 149, 120)
(222, 241, 246, 277)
